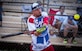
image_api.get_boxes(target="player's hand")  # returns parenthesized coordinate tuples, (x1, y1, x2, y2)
(50, 31, 54, 35)
(24, 31, 28, 34)
(34, 31, 41, 36)
(23, 30, 30, 35)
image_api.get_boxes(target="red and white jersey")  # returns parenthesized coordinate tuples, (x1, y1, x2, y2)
(27, 15, 51, 51)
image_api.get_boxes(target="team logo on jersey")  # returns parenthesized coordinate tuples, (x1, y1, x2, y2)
(35, 16, 43, 28)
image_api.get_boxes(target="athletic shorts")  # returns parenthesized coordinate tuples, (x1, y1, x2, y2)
(30, 45, 55, 51)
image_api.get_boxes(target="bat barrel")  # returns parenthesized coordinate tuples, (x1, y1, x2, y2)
(1, 32, 23, 38)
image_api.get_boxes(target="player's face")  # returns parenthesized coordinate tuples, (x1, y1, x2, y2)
(33, 8, 41, 17)
(60, 7, 65, 13)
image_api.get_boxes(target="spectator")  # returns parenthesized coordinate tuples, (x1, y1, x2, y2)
(0, 2, 3, 27)
(53, 6, 68, 32)
(27, 3, 55, 51)
(61, 16, 78, 43)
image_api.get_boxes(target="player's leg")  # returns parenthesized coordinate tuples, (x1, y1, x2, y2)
(72, 26, 78, 38)
(63, 26, 70, 43)
(71, 25, 78, 43)
(67, 25, 78, 43)
(56, 21, 62, 31)
(30, 45, 33, 51)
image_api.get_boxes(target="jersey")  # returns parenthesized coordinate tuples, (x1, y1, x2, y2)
(53, 11, 67, 25)
(27, 15, 51, 51)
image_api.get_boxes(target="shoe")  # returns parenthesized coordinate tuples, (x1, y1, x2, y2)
(63, 39, 68, 44)
(71, 37, 77, 44)
(72, 40, 77, 44)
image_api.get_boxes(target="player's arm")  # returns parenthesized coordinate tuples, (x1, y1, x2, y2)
(42, 11, 49, 26)
(27, 18, 41, 36)
(43, 16, 49, 25)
